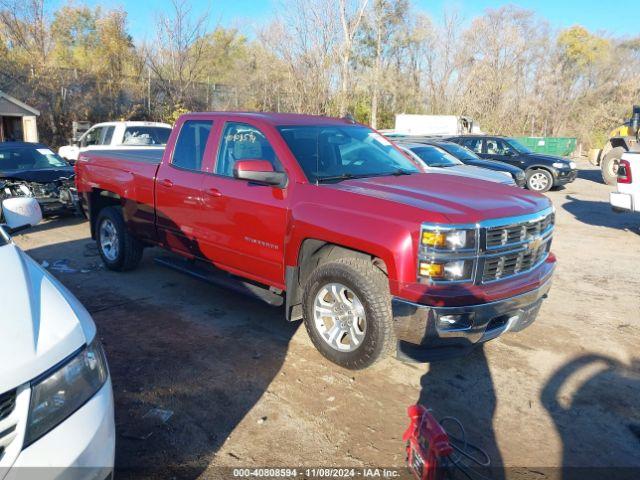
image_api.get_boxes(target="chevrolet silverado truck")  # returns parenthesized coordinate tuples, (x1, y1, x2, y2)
(75, 112, 556, 369)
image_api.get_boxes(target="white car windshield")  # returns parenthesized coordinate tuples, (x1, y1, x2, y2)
(407, 145, 463, 167)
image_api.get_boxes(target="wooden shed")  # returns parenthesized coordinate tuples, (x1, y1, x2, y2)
(0, 91, 40, 143)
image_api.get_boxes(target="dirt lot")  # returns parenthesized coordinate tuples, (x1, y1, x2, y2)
(14, 160, 640, 479)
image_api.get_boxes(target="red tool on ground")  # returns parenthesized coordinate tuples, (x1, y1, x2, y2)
(403, 405, 493, 480)
(403, 405, 454, 480)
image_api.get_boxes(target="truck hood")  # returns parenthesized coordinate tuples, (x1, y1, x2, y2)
(327, 173, 549, 223)
(0, 243, 96, 393)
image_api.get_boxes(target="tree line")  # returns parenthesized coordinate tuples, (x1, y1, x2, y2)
(1, 0, 639, 149)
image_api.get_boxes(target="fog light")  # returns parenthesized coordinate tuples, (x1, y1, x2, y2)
(419, 262, 444, 278)
(437, 313, 472, 330)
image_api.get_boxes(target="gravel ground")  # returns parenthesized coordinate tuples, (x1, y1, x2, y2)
(13, 159, 640, 479)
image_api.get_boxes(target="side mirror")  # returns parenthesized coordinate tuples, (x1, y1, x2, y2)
(2, 197, 42, 234)
(233, 160, 287, 187)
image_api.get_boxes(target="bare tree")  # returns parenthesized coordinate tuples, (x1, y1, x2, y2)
(337, 0, 369, 116)
(145, 0, 210, 107)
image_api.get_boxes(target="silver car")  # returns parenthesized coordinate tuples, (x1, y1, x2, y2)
(398, 142, 516, 186)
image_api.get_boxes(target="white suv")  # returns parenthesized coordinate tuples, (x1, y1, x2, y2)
(0, 198, 115, 478)
(59, 121, 172, 163)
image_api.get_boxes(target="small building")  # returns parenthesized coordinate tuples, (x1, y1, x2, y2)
(0, 91, 39, 143)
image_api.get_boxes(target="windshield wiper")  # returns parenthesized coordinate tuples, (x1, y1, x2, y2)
(316, 173, 358, 183)
(389, 169, 414, 176)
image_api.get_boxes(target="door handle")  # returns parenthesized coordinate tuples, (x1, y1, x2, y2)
(204, 187, 222, 198)
(161, 179, 173, 188)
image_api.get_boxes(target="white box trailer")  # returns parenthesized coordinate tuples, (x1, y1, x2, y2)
(393, 114, 481, 136)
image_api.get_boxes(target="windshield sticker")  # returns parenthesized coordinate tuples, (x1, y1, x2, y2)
(368, 133, 392, 146)
(226, 132, 257, 143)
(36, 148, 55, 155)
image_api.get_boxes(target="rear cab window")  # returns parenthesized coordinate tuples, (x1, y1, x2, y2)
(171, 120, 213, 171)
(123, 126, 171, 145)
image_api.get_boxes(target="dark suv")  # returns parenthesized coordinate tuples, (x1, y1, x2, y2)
(447, 135, 577, 192)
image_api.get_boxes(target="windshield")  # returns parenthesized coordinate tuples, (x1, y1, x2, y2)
(278, 125, 420, 182)
(0, 146, 70, 171)
(407, 145, 462, 167)
(506, 138, 533, 154)
(438, 142, 479, 161)
(122, 126, 171, 145)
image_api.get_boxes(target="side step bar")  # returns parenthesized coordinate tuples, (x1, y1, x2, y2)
(154, 255, 284, 307)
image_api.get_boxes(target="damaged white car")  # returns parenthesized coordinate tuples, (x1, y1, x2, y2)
(0, 197, 115, 478)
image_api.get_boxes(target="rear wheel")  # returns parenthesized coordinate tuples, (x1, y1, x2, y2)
(526, 169, 553, 193)
(96, 206, 143, 271)
(302, 257, 395, 370)
(601, 147, 625, 186)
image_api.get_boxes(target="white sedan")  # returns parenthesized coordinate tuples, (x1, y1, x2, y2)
(398, 142, 516, 185)
(0, 198, 115, 478)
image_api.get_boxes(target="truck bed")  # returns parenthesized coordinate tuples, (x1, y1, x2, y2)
(85, 148, 164, 164)
(75, 149, 162, 243)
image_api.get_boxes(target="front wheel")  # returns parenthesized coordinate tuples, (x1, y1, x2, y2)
(526, 169, 553, 193)
(96, 206, 143, 271)
(302, 257, 395, 370)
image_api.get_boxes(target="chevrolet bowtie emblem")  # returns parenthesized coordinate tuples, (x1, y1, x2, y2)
(528, 236, 543, 251)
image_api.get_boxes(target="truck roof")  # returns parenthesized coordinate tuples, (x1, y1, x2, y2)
(91, 121, 172, 128)
(185, 112, 356, 126)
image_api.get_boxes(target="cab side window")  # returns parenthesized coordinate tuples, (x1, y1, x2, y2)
(171, 120, 213, 171)
(215, 122, 282, 177)
(82, 127, 103, 147)
(461, 138, 483, 154)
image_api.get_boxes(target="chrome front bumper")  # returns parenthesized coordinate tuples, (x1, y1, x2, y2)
(392, 278, 553, 362)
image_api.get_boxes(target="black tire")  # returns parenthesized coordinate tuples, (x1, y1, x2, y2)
(526, 169, 553, 193)
(601, 147, 625, 186)
(302, 257, 395, 370)
(95, 206, 143, 271)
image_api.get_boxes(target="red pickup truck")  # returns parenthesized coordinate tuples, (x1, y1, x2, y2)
(75, 112, 556, 369)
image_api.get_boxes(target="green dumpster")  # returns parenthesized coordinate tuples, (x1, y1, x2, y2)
(514, 137, 577, 156)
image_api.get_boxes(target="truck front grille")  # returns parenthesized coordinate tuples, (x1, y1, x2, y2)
(486, 212, 554, 249)
(482, 238, 552, 282)
(0, 390, 16, 422)
(480, 210, 554, 283)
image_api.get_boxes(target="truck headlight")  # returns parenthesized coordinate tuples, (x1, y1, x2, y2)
(419, 225, 477, 282)
(24, 339, 109, 447)
(419, 259, 474, 281)
(552, 162, 568, 169)
(421, 227, 476, 251)
(569, 161, 576, 169)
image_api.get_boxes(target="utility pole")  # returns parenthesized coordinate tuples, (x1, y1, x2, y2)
(147, 67, 151, 116)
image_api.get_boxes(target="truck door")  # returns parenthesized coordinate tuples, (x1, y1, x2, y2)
(155, 119, 215, 257)
(199, 121, 289, 287)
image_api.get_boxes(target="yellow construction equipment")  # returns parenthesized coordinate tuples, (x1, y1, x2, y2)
(593, 105, 640, 185)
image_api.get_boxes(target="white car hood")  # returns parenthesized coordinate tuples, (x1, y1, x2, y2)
(429, 165, 514, 185)
(0, 243, 96, 393)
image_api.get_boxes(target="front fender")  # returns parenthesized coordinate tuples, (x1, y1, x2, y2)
(286, 202, 418, 294)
